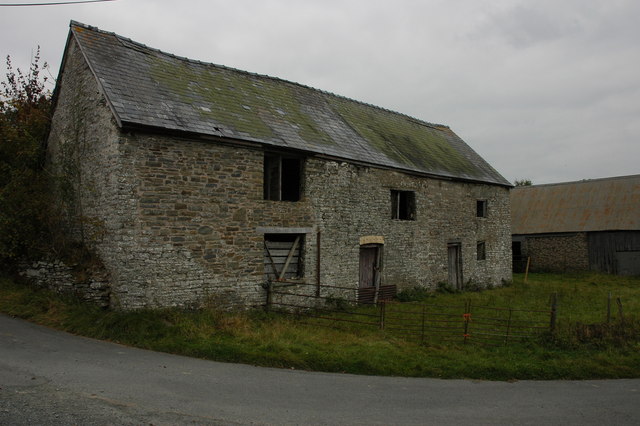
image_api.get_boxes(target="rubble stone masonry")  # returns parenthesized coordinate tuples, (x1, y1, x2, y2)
(45, 38, 512, 309)
(525, 233, 589, 272)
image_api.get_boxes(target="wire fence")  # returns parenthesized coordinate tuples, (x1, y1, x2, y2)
(382, 301, 551, 346)
(265, 281, 555, 346)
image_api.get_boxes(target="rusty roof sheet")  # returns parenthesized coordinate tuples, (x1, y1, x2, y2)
(61, 21, 510, 187)
(511, 175, 640, 234)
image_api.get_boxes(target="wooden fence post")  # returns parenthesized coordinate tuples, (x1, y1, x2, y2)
(379, 300, 386, 330)
(316, 231, 321, 298)
(524, 257, 531, 283)
(505, 308, 513, 345)
(463, 300, 471, 344)
(616, 297, 624, 324)
(607, 291, 611, 323)
(421, 304, 426, 345)
(550, 292, 558, 336)
(265, 281, 273, 312)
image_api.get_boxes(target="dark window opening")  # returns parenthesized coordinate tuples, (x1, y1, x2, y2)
(512, 241, 522, 257)
(264, 154, 301, 201)
(476, 200, 487, 218)
(391, 190, 416, 220)
(264, 234, 304, 281)
(477, 241, 486, 261)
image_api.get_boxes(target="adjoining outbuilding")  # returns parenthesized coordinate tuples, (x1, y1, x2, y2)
(511, 175, 640, 275)
(46, 21, 512, 309)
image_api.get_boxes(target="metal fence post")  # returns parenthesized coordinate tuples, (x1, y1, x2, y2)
(379, 300, 386, 330)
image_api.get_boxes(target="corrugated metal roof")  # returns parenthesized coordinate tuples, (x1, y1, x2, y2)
(511, 175, 640, 234)
(64, 21, 510, 186)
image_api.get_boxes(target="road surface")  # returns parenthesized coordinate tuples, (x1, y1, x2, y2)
(1, 314, 638, 425)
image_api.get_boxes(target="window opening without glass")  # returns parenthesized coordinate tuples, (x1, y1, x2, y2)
(391, 190, 416, 220)
(264, 153, 301, 201)
(477, 241, 486, 261)
(476, 200, 487, 218)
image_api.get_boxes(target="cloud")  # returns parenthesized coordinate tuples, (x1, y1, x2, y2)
(1, 0, 638, 184)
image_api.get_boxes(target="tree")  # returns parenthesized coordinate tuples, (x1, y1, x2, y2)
(514, 179, 532, 186)
(0, 48, 52, 263)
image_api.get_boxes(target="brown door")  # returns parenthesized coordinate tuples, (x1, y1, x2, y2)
(359, 246, 378, 288)
(448, 243, 463, 290)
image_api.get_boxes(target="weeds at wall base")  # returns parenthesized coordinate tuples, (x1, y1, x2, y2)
(1, 273, 639, 380)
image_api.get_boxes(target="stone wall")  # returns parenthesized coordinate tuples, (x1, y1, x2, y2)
(19, 260, 110, 307)
(524, 233, 589, 272)
(47, 35, 512, 310)
(306, 161, 512, 292)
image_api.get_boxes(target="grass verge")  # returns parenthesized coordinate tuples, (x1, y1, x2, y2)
(1, 272, 639, 380)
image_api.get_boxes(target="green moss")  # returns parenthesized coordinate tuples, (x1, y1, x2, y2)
(147, 55, 334, 145)
(329, 96, 475, 175)
(144, 53, 489, 179)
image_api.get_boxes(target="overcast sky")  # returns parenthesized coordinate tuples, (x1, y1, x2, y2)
(2, 0, 639, 184)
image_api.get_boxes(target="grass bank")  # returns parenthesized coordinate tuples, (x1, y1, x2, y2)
(1, 272, 638, 380)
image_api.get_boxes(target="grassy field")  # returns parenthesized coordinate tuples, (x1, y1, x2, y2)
(1, 272, 638, 380)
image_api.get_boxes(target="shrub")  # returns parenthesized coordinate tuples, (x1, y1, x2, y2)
(395, 285, 433, 302)
(0, 48, 52, 265)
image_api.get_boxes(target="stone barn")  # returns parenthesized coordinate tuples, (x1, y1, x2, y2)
(47, 22, 512, 309)
(511, 175, 640, 275)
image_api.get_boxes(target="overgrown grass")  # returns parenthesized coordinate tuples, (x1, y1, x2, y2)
(1, 273, 639, 380)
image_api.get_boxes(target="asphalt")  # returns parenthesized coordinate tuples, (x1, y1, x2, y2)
(1, 313, 639, 425)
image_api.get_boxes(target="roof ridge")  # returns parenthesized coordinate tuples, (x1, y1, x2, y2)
(69, 20, 449, 131)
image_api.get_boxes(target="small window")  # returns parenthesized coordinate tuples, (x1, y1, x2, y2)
(477, 241, 486, 261)
(264, 153, 301, 201)
(476, 200, 487, 218)
(391, 190, 416, 220)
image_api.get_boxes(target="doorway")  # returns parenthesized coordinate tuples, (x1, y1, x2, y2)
(359, 244, 381, 288)
(448, 243, 463, 290)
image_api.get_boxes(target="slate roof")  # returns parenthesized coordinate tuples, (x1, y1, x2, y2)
(63, 21, 510, 186)
(511, 175, 640, 235)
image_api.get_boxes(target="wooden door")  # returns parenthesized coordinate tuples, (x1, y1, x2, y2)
(448, 243, 463, 290)
(359, 246, 378, 288)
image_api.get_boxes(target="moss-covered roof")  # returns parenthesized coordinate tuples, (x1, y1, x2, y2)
(67, 21, 509, 186)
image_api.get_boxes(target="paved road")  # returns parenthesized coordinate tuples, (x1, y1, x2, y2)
(1, 314, 639, 425)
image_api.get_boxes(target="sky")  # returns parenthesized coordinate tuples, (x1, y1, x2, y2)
(1, 0, 639, 185)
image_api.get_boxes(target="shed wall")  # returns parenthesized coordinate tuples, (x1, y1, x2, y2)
(588, 231, 640, 275)
(520, 233, 589, 273)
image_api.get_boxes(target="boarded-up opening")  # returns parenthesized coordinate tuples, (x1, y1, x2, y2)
(448, 243, 463, 290)
(264, 234, 304, 281)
